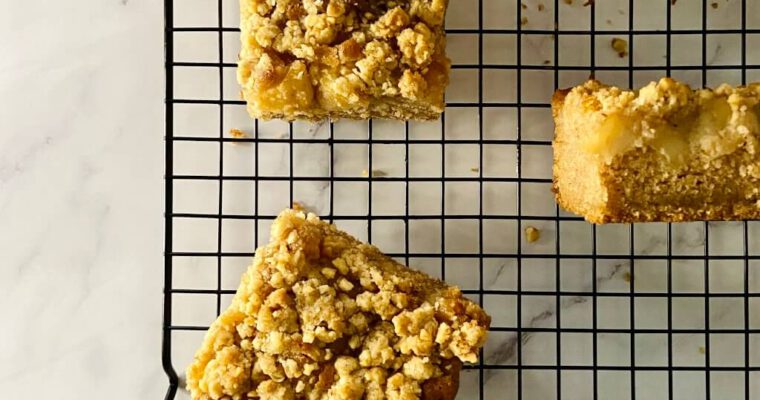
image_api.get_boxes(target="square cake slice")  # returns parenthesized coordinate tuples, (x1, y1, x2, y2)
(186, 209, 490, 399)
(237, 0, 450, 121)
(552, 78, 760, 223)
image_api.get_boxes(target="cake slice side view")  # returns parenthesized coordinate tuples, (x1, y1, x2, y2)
(238, 0, 450, 121)
(186, 209, 490, 399)
(552, 78, 760, 223)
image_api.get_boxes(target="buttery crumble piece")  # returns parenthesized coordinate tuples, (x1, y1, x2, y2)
(238, 0, 451, 121)
(186, 209, 490, 399)
(524, 226, 540, 243)
(552, 78, 760, 223)
(611, 38, 628, 58)
(229, 128, 249, 138)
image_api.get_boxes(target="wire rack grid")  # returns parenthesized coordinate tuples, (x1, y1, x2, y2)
(163, 0, 760, 399)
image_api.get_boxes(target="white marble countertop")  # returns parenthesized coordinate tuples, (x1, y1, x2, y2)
(2, 0, 759, 399)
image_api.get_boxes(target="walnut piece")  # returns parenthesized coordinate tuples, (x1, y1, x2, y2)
(186, 209, 491, 399)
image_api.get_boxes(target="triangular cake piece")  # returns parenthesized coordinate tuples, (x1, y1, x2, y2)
(186, 209, 490, 400)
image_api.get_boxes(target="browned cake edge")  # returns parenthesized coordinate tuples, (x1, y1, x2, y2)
(551, 87, 610, 224)
(421, 358, 462, 400)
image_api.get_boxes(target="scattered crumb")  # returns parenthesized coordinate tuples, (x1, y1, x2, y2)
(543, 59, 551, 65)
(622, 271, 632, 283)
(521, 16, 528, 26)
(470, 167, 480, 173)
(521, 2, 527, 9)
(538, 3, 545, 11)
(229, 128, 248, 139)
(361, 169, 388, 177)
(525, 226, 541, 243)
(698, 346, 706, 354)
(292, 201, 305, 211)
(606, 19, 612, 25)
(671, 0, 677, 4)
(563, 0, 572, 4)
(611, 37, 628, 58)
(583, 0, 593, 6)
(711, 2, 718, 9)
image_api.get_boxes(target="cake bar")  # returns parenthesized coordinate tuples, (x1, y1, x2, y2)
(186, 209, 490, 399)
(552, 78, 760, 223)
(238, 0, 451, 121)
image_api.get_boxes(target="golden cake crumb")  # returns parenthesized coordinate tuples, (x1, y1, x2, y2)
(611, 38, 628, 58)
(186, 209, 490, 399)
(524, 226, 541, 243)
(229, 128, 249, 139)
(552, 78, 760, 223)
(239, 0, 451, 121)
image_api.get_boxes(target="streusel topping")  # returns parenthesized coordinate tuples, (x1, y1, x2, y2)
(186, 209, 490, 399)
(569, 78, 760, 164)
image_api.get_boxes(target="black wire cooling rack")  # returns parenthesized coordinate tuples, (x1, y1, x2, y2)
(163, 0, 760, 399)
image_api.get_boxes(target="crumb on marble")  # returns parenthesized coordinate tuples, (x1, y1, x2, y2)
(470, 167, 479, 173)
(583, 0, 593, 6)
(563, 0, 572, 4)
(611, 38, 628, 58)
(711, 2, 718, 9)
(525, 226, 541, 243)
(622, 272, 632, 283)
(538, 3, 545, 11)
(521, 16, 529, 26)
(229, 128, 249, 139)
(521, 2, 527, 9)
(543, 59, 551, 65)
(698, 346, 706, 354)
(361, 169, 388, 177)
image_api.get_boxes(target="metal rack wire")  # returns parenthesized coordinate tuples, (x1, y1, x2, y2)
(163, 0, 759, 399)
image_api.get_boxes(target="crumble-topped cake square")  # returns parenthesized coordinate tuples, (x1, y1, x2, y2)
(186, 209, 490, 399)
(238, 0, 450, 121)
(552, 78, 760, 223)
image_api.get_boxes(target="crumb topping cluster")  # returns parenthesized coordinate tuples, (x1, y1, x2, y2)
(238, 0, 450, 120)
(186, 209, 490, 399)
(569, 78, 760, 163)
